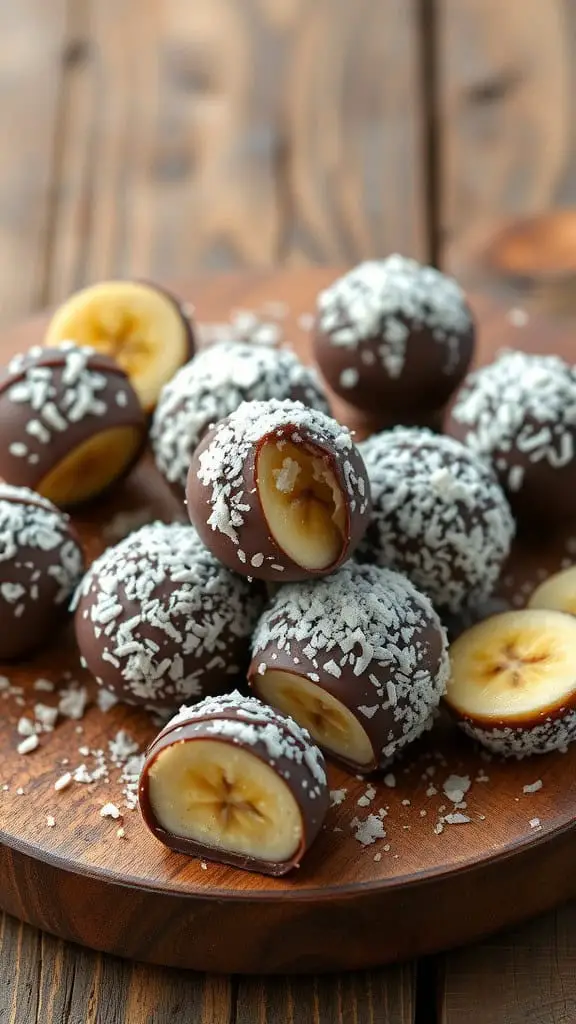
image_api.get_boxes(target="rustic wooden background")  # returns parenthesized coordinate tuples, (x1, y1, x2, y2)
(1, 1, 576, 1022)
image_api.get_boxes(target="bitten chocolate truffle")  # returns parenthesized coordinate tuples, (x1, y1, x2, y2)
(151, 340, 330, 492)
(0, 342, 146, 506)
(446, 350, 576, 525)
(0, 484, 84, 660)
(74, 522, 264, 709)
(44, 279, 196, 413)
(186, 398, 371, 582)
(138, 690, 329, 876)
(249, 562, 449, 773)
(358, 428, 515, 613)
(313, 256, 474, 420)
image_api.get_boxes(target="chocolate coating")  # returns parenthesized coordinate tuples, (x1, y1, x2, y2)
(446, 350, 576, 526)
(249, 562, 450, 773)
(74, 522, 264, 709)
(0, 484, 84, 659)
(186, 398, 372, 583)
(357, 428, 515, 613)
(151, 340, 330, 492)
(0, 342, 146, 504)
(313, 256, 474, 421)
(138, 691, 329, 876)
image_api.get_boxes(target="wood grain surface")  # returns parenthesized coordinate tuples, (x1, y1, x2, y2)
(1, 1, 576, 1021)
(1, 270, 576, 984)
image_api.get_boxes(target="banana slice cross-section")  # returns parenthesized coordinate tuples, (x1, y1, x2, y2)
(528, 566, 576, 617)
(147, 738, 303, 863)
(257, 439, 346, 570)
(446, 609, 576, 735)
(45, 280, 194, 413)
(255, 669, 374, 768)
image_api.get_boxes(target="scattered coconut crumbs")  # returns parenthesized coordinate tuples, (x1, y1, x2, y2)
(100, 802, 122, 820)
(351, 814, 387, 847)
(383, 773, 396, 788)
(46, 815, 56, 828)
(17, 734, 39, 755)
(54, 772, 72, 793)
(523, 780, 543, 794)
(330, 788, 347, 807)
(443, 774, 471, 804)
(530, 818, 541, 829)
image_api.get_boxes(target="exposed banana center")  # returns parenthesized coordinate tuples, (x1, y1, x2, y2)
(528, 566, 576, 617)
(147, 738, 303, 862)
(447, 609, 576, 720)
(257, 440, 346, 569)
(44, 281, 190, 411)
(38, 425, 143, 506)
(256, 670, 374, 767)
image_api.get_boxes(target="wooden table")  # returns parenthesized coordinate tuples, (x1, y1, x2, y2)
(1, 2, 576, 1021)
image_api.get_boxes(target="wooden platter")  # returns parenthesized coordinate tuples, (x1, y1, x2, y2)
(1, 268, 576, 975)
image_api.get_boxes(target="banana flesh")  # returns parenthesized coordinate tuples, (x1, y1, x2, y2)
(257, 440, 346, 569)
(256, 669, 374, 766)
(446, 609, 576, 721)
(45, 281, 190, 412)
(147, 738, 303, 863)
(528, 566, 576, 617)
(38, 425, 142, 505)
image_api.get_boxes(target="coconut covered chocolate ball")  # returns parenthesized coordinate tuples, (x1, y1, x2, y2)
(358, 428, 515, 613)
(74, 522, 264, 709)
(446, 350, 576, 525)
(0, 342, 146, 507)
(139, 690, 329, 876)
(186, 398, 371, 582)
(0, 484, 84, 660)
(313, 256, 474, 419)
(151, 340, 330, 492)
(249, 562, 449, 773)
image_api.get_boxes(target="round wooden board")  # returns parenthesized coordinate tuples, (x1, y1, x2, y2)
(1, 268, 576, 975)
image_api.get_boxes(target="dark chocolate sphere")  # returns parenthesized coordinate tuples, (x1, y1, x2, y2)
(151, 340, 330, 492)
(0, 484, 84, 659)
(74, 521, 264, 709)
(249, 561, 449, 773)
(0, 342, 146, 506)
(186, 398, 371, 583)
(358, 428, 515, 613)
(445, 350, 576, 525)
(313, 256, 474, 421)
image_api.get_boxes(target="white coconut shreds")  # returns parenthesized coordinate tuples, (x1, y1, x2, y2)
(153, 690, 327, 798)
(2, 342, 133, 465)
(461, 711, 576, 758)
(74, 522, 263, 705)
(0, 483, 84, 612)
(358, 428, 515, 613)
(151, 342, 330, 489)
(316, 256, 472, 380)
(449, 351, 576, 494)
(195, 398, 369, 546)
(251, 562, 450, 764)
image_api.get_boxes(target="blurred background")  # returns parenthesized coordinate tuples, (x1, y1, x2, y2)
(1, 0, 575, 327)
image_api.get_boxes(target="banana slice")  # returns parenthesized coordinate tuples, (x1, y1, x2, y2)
(147, 738, 303, 863)
(255, 669, 374, 768)
(528, 566, 576, 616)
(445, 609, 576, 756)
(44, 280, 194, 413)
(38, 425, 143, 506)
(256, 439, 347, 570)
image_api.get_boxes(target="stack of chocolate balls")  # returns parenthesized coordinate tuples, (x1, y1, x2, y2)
(6, 256, 575, 877)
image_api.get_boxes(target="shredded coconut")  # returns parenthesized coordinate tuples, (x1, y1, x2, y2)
(316, 256, 472, 380)
(358, 428, 514, 612)
(151, 342, 329, 489)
